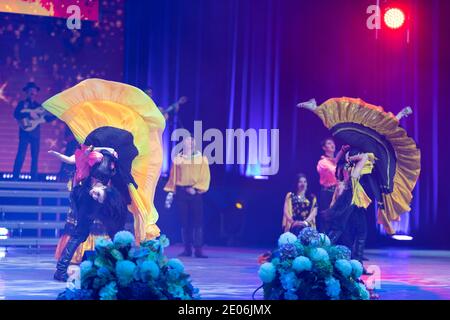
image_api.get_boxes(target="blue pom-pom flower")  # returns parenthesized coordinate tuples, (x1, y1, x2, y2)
(113, 231, 135, 248)
(258, 262, 276, 283)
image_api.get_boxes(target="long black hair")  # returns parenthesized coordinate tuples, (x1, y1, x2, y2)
(70, 177, 129, 239)
(335, 147, 363, 181)
(293, 173, 308, 193)
(89, 149, 132, 205)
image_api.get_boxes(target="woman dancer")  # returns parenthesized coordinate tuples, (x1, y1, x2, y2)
(42, 79, 165, 280)
(326, 149, 375, 263)
(282, 173, 318, 235)
(297, 97, 420, 236)
(49, 146, 119, 265)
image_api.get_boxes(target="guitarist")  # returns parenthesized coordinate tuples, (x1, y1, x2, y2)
(144, 87, 187, 121)
(12, 82, 54, 180)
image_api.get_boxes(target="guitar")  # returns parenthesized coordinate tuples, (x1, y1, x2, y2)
(17, 106, 48, 132)
(160, 96, 188, 120)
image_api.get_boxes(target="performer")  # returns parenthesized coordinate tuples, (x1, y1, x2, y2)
(316, 138, 349, 233)
(282, 173, 318, 235)
(13, 82, 54, 180)
(144, 87, 187, 121)
(324, 150, 375, 264)
(42, 79, 165, 281)
(50, 147, 118, 266)
(164, 136, 211, 258)
(297, 97, 420, 236)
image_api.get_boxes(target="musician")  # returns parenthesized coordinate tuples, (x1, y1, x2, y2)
(13, 82, 54, 180)
(144, 87, 187, 121)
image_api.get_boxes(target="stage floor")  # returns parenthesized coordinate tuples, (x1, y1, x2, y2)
(0, 245, 449, 300)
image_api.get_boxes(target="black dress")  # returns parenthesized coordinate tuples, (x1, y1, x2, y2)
(283, 192, 318, 235)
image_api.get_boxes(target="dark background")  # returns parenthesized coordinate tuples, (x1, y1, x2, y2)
(125, 0, 450, 249)
(1, 0, 449, 248)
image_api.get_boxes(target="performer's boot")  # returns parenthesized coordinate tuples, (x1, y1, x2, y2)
(296, 98, 317, 111)
(327, 229, 343, 245)
(178, 228, 193, 257)
(54, 237, 81, 282)
(353, 239, 373, 276)
(395, 106, 413, 121)
(193, 228, 208, 258)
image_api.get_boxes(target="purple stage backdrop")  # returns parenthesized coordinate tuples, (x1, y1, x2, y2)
(0, 0, 447, 248)
(125, 0, 450, 247)
(0, 0, 124, 173)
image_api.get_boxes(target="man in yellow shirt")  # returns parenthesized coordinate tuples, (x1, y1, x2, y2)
(164, 136, 211, 258)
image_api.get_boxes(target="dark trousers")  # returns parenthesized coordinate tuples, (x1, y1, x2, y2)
(338, 206, 368, 248)
(177, 187, 204, 248)
(317, 187, 335, 233)
(56, 190, 126, 276)
(13, 130, 40, 179)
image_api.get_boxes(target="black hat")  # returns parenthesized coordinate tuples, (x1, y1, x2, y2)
(23, 82, 40, 92)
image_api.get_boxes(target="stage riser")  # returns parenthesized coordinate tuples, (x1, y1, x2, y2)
(0, 181, 68, 190)
(0, 190, 70, 198)
(0, 181, 70, 248)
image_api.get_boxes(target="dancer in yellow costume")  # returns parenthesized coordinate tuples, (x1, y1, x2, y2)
(298, 97, 420, 235)
(43, 79, 165, 280)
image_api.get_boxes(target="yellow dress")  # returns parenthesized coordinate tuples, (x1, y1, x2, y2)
(43, 79, 166, 243)
(311, 97, 421, 234)
(351, 153, 376, 209)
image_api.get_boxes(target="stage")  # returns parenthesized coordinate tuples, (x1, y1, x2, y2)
(1, 246, 449, 300)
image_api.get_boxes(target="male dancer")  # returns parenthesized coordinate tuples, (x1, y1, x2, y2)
(164, 136, 211, 258)
(316, 137, 348, 233)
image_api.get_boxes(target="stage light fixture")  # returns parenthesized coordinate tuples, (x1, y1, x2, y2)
(392, 234, 413, 241)
(253, 175, 269, 180)
(235, 202, 243, 210)
(384, 7, 405, 29)
(0, 227, 8, 240)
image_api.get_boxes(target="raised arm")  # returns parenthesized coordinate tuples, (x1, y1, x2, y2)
(335, 145, 350, 164)
(349, 153, 370, 179)
(48, 150, 76, 164)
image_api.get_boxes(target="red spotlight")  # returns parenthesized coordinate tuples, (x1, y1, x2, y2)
(384, 8, 405, 29)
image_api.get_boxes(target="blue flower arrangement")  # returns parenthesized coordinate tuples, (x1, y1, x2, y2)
(257, 228, 370, 300)
(58, 232, 200, 300)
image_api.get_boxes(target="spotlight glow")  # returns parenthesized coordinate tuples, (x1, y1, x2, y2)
(0, 227, 8, 240)
(384, 8, 405, 29)
(235, 202, 243, 210)
(253, 175, 269, 180)
(392, 234, 413, 241)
